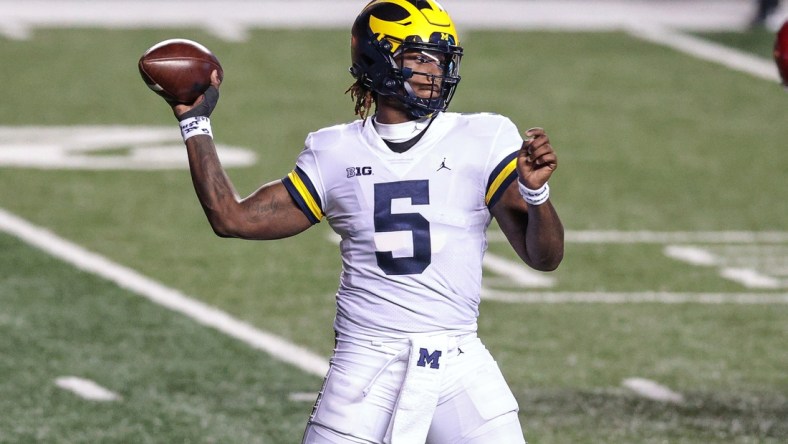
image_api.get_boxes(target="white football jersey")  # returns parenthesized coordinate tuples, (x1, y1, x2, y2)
(282, 112, 522, 340)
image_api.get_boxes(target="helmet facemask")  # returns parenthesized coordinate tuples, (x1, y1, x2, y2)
(385, 40, 463, 118)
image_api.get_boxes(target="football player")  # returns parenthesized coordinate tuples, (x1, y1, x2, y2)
(168, 0, 564, 442)
(776, 20, 788, 86)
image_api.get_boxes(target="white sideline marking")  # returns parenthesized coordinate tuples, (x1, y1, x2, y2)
(0, 208, 328, 377)
(622, 378, 684, 404)
(481, 289, 788, 304)
(627, 24, 781, 83)
(55, 376, 121, 402)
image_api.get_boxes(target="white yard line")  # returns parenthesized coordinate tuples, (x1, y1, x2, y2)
(489, 230, 788, 244)
(55, 376, 121, 402)
(0, 208, 328, 378)
(481, 289, 788, 304)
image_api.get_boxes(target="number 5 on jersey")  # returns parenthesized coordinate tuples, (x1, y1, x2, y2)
(374, 180, 431, 275)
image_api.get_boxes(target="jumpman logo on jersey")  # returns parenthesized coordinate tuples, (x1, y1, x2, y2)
(436, 158, 451, 172)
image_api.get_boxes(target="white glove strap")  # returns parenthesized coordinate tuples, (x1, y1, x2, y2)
(180, 116, 213, 141)
(518, 181, 550, 206)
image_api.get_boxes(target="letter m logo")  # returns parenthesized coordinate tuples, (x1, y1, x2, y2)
(416, 348, 442, 369)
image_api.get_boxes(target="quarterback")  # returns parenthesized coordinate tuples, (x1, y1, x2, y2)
(166, 0, 564, 442)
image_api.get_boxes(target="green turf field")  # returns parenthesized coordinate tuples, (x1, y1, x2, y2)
(0, 26, 786, 443)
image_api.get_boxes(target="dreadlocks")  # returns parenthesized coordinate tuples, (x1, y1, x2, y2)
(346, 81, 376, 121)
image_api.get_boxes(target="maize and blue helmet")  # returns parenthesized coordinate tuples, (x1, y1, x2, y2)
(350, 0, 464, 118)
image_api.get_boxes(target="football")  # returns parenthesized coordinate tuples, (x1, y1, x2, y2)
(775, 21, 788, 86)
(138, 38, 223, 104)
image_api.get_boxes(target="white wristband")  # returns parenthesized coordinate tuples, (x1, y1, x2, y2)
(179, 116, 213, 141)
(518, 181, 550, 206)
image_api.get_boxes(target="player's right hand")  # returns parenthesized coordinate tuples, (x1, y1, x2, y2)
(173, 70, 222, 121)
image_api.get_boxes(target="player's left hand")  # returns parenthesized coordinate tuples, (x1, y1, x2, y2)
(517, 127, 558, 189)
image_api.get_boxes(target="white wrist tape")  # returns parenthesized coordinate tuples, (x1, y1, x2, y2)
(179, 116, 213, 141)
(518, 181, 550, 206)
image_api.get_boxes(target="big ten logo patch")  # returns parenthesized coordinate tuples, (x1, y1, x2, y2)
(347, 166, 373, 178)
(417, 348, 442, 369)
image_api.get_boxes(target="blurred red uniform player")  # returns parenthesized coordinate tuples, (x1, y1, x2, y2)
(775, 21, 788, 86)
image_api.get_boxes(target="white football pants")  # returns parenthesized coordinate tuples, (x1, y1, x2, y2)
(302, 333, 526, 444)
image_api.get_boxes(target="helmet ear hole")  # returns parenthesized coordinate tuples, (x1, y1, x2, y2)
(361, 54, 375, 66)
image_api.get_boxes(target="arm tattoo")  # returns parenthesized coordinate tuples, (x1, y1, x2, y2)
(252, 195, 280, 216)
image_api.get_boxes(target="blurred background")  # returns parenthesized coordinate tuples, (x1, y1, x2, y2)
(0, 1, 786, 443)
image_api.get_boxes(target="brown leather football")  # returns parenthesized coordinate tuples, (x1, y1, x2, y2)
(138, 39, 223, 104)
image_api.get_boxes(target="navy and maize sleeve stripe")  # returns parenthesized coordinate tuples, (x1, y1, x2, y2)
(485, 151, 518, 208)
(281, 166, 324, 224)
